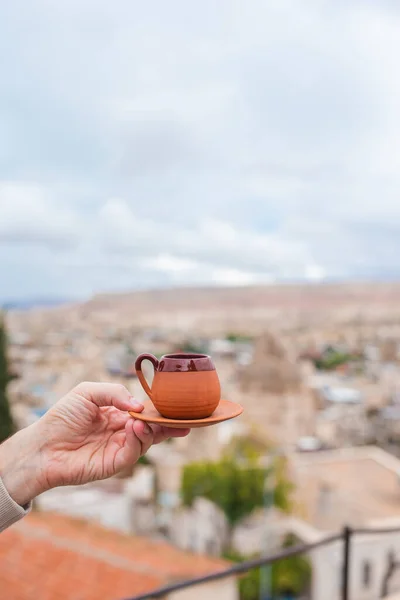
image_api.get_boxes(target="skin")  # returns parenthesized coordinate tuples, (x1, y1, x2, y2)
(0, 382, 190, 507)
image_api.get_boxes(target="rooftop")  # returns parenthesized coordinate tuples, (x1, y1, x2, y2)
(291, 446, 400, 531)
(0, 512, 230, 600)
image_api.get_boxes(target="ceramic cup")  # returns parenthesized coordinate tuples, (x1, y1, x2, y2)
(134, 353, 221, 419)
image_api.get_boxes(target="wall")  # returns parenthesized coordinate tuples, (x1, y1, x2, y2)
(229, 509, 400, 600)
(232, 510, 285, 556)
(170, 498, 229, 556)
(312, 527, 400, 600)
(168, 578, 238, 600)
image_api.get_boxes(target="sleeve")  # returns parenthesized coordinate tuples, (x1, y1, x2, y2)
(0, 476, 31, 533)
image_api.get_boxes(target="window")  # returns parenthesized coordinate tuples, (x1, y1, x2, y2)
(206, 538, 217, 555)
(362, 560, 372, 588)
(189, 530, 197, 552)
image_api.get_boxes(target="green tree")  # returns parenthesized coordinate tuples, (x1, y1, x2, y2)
(226, 434, 272, 462)
(181, 445, 293, 527)
(226, 535, 312, 600)
(0, 318, 15, 443)
(314, 349, 354, 371)
(225, 332, 252, 343)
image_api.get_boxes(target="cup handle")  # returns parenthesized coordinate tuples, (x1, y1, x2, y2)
(135, 353, 159, 400)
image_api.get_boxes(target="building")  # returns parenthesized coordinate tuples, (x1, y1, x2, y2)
(290, 446, 400, 600)
(289, 446, 400, 531)
(0, 512, 237, 600)
(310, 521, 400, 600)
(316, 402, 370, 448)
(170, 497, 229, 556)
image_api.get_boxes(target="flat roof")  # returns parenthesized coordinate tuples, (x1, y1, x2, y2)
(291, 447, 400, 531)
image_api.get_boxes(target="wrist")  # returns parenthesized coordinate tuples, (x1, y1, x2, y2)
(0, 423, 48, 507)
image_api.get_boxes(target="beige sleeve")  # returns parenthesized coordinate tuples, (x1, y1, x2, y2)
(0, 476, 31, 533)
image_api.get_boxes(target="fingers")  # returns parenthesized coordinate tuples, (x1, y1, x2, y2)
(132, 419, 155, 456)
(121, 419, 141, 465)
(73, 382, 143, 413)
(105, 408, 131, 431)
(131, 421, 190, 455)
(151, 423, 191, 444)
(118, 419, 191, 473)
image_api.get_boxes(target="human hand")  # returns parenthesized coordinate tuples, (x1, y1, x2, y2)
(0, 382, 190, 507)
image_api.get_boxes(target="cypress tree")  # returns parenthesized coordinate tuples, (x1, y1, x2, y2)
(0, 316, 15, 443)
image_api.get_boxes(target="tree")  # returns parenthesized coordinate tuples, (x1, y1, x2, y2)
(226, 434, 272, 462)
(227, 534, 312, 599)
(181, 442, 293, 527)
(0, 317, 15, 443)
(181, 439, 302, 597)
(225, 332, 252, 343)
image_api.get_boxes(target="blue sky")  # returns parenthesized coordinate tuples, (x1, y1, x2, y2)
(1, 0, 400, 298)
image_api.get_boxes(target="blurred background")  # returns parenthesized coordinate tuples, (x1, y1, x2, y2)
(3, 1, 400, 599)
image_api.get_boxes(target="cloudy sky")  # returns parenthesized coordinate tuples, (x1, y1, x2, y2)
(1, 0, 400, 299)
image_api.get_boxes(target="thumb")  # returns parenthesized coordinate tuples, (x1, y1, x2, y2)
(73, 382, 143, 412)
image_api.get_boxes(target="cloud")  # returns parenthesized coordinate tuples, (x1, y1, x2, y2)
(96, 198, 315, 278)
(1, 1, 400, 297)
(0, 183, 81, 248)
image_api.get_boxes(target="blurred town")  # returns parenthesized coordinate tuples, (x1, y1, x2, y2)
(4, 282, 400, 599)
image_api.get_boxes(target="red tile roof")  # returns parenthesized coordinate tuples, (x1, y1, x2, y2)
(0, 512, 230, 600)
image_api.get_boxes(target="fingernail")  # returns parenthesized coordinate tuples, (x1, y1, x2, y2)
(130, 398, 142, 410)
(143, 423, 151, 434)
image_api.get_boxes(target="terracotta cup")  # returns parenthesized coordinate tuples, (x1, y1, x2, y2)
(134, 353, 221, 419)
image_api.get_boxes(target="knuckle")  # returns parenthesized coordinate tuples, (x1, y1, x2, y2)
(74, 381, 89, 393)
(115, 383, 128, 395)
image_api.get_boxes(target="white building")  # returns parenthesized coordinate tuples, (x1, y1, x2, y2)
(311, 522, 400, 600)
(170, 497, 229, 556)
(290, 447, 400, 600)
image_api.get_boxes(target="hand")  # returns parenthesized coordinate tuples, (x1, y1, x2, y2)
(0, 382, 190, 507)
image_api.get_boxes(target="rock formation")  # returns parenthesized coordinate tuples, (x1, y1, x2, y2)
(237, 332, 316, 448)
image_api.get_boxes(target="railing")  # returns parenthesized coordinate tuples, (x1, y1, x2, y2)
(122, 524, 400, 600)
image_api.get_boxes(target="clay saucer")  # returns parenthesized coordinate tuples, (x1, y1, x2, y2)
(129, 399, 243, 429)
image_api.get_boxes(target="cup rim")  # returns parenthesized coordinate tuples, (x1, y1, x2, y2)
(163, 353, 210, 360)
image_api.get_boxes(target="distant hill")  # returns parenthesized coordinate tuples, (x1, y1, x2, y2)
(7, 282, 400, 316)
(87, 282, 400, 313)
(76, 282, 400, 335)
(8, 281, 400, 329)
(1, 298, 72, 311)
(8, 282, 400, 336)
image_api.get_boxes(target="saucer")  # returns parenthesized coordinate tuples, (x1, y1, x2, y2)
(128, 399, 243, 429)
